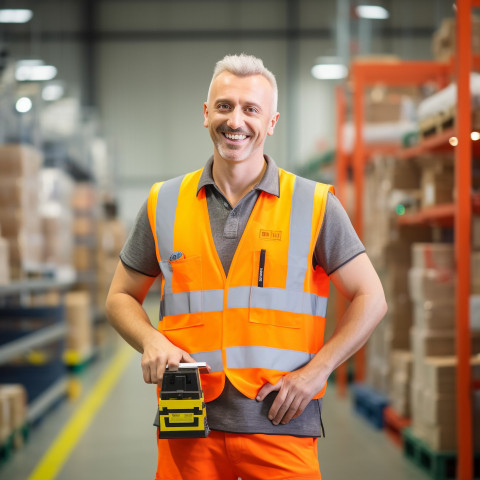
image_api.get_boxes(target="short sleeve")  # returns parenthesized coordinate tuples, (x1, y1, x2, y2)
(119, 200, 161, 278)
(314, 192, 365, 276)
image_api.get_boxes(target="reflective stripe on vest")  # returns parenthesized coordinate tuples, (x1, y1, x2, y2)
(159, 286, 328, 318)
(226, 346, 314, 371)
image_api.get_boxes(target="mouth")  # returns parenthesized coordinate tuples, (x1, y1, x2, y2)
(222, 132, 248, 141)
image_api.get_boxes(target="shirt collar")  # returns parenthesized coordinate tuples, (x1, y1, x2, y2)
(196, 155, 280, 198)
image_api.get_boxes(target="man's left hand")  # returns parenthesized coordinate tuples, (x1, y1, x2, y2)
(256, 369, 323, 425)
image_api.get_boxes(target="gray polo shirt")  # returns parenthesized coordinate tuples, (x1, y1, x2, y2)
(120, 155, 364, 437)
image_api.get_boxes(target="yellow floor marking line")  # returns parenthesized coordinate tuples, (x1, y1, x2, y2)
(27, 346, 135, 480)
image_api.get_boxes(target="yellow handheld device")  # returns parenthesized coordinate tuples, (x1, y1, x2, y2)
(158, 362, 210, 438)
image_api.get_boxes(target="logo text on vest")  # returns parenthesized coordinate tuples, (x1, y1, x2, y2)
(259, 230, 282, 241)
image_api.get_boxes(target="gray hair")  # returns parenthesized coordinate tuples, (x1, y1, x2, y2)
(207, 53, 278, 113)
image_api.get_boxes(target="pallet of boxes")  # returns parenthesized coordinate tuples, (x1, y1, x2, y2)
(405, 241, 480, 468)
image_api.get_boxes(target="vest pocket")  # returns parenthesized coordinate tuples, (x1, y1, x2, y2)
(159, 255, 204, 330)
(248, 251, 302, 328)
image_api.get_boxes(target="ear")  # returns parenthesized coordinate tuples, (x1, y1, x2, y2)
(267, 112, 280, 136)
(203, 103, 209, 128)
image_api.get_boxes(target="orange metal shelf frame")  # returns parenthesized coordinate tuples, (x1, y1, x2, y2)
(335, 2, 476, 478)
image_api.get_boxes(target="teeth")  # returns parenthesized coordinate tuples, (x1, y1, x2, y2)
(225, 133, 247, 140)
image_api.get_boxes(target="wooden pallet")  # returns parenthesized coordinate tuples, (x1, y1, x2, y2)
(418, 106, 480, 141)
(402, 427, 480, 480)
(351, 383, 389, 429)
(383, 406, 411, 447)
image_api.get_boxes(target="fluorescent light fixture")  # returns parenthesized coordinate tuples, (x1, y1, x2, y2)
(311, 63, 348, 80)
(356, 5, 389, 19)
(15, 97, 32, 113)
(0, 9, 33, 23)
(42, 83, 65, 101)
(16, 64, 57, 82)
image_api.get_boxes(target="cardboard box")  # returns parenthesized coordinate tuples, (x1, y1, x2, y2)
(412, 243, 454, 270)
(423, 355, 480, 393)
(408, 267, 455, 304)
(473, 252, 480, 295)
(65, 291, 92, 353)
(474, 216, 480, 250)
(0, 144, 42, 177)
(0, 178, 39, 209)
(0, 237, 9, 285)
(420, 163, 454, 208)
(433, 17, 480, 61)
(411, 329, 480, 370)
(413, 300, 455, 330)
(472, 296, 480, 329)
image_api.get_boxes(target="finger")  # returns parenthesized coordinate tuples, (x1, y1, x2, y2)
(270, 394, 293, 425)
(279, 397, 304, 425)
(142, 363, 151, 384)
(256, 379, 281, 402)
(156, 358, 168, 384)
(182, 352, 197, 364)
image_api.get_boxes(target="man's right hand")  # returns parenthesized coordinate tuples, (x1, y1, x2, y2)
(141, 332, 197, 384)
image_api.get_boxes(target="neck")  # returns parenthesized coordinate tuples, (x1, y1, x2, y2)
(212, 154, 267, 207)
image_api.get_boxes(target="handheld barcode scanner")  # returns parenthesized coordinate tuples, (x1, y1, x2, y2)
(158, 362, 210, 438)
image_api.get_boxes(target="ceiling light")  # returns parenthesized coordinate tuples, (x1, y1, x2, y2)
(355, 5, 389, 19)
(16, 64, 57, 82)
(16, 97, 32, 113)
(312, 63, 348, 80)
(0, 9, 33, 23)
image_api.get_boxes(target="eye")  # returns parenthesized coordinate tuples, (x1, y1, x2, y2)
(245, 106, 259, 114)
(217, 103, 231, 111)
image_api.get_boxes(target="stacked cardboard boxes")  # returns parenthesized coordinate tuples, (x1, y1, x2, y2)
(432, 16, 480, 61)
(0, 145, 44, 279)
(39, 168, 74, 274)
(64, 291, 93, 362)
(72, 182, 99, 294)
(364, 156, 432, 396)
(409, 243, 480, 450)
(419, 156, 454, 208)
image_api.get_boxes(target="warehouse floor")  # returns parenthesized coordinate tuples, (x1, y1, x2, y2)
(0, 297, 431, 480)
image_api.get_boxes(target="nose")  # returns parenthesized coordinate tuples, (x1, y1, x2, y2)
(226, 107, 244, 130)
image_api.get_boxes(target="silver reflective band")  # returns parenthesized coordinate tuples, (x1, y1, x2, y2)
(226, 346, 314, 371)
(287, 177, 316, 290)
(160, 289, 224, 317)
(191, 350, 223, 372)
(228, 286, 328, 317)
(155, 175, 184, 261)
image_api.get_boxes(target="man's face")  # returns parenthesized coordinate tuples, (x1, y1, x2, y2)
(203, 72, 279, 164)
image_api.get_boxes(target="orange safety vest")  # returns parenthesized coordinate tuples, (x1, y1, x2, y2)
(147, 167, 334, 402)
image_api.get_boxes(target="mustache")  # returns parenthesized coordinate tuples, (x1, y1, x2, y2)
(218, 125, 252, 136)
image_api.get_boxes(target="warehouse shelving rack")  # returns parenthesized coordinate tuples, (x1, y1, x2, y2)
(0, 278, 74, 425)
(335, 2, 478, 478)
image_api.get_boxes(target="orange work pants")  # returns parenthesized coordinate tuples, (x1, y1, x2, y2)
(155, 429, 321, 480)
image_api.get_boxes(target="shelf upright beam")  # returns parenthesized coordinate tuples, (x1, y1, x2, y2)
(455, 1, 473, 479)
(335, 85, 349, 396)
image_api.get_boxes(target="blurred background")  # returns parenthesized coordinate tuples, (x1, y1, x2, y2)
(0, 1, 479, 479)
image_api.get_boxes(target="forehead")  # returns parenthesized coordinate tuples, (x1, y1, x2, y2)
(209, 72, 273, 103)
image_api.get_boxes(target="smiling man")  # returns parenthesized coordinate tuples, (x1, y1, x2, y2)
(106, 54, 387, 480)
